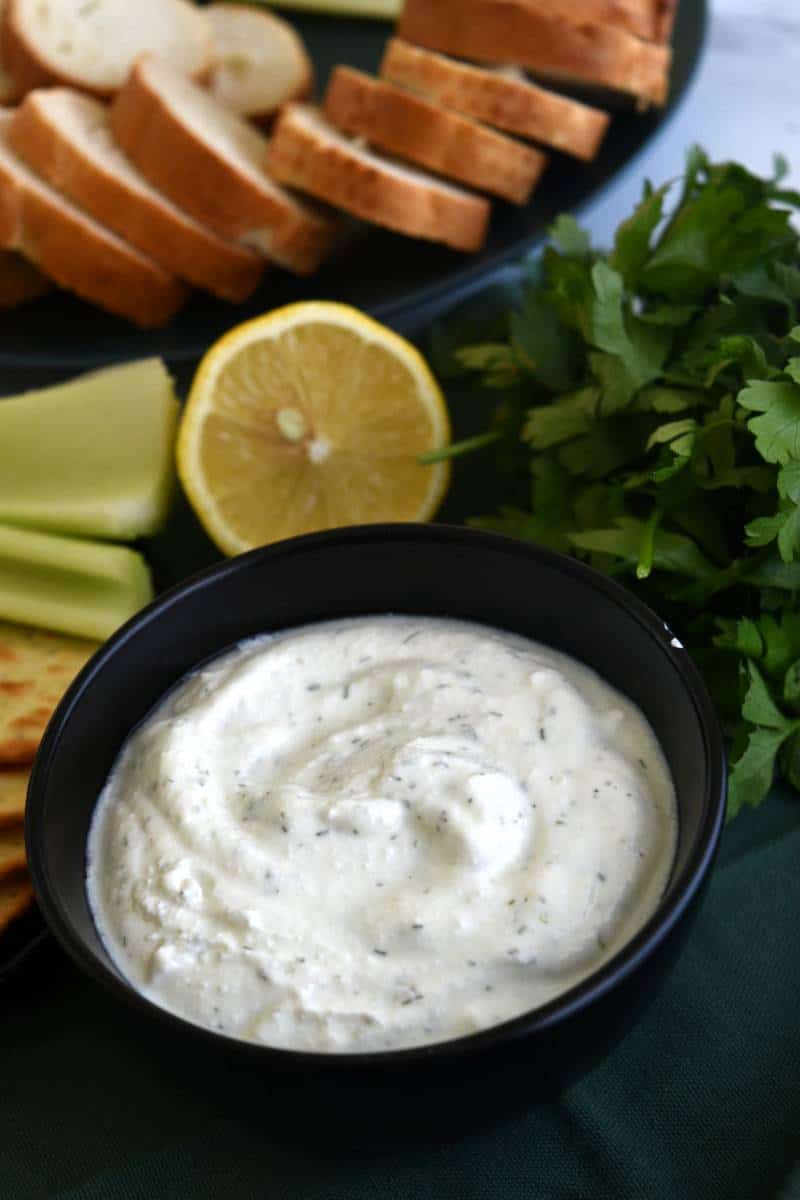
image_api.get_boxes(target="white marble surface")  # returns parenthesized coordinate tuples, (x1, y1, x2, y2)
(584, 0, 800, 245)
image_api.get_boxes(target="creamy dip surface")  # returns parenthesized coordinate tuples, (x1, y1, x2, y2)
(87, 616, 677, 1054)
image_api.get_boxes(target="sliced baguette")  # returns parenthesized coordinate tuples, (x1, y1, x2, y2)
(0, 249, 52, 307)
(575, 0, 678, 43)
(10, 89, 264, 302)
(489, 0, 677, 43)
(398, 0, 672, 109)
(268, 103, 490, 253)
(642, 0, 679, 44)
(381, 40, 609, 163)
(1, 0, 214, 97)
(0, 0, 22, 103)
(324, 66, 546, 206)
(0, 110, 187, 326)
(206, 3, 313, 123)
(111, 57, 337, 275)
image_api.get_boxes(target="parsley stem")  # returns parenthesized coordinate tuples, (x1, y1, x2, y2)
(419, 431, 503, 465)
(637, 506, 662, 580)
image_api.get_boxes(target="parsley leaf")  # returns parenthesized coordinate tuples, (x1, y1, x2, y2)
(742, 660, 792, 728)
(590, 262, 671, 394)
(611, 181, 669, 289)
(728, 726, 794, 818)
(738, 380, 800, 464)
(511, 291, 582, 392)
(729, 664, 800, 817)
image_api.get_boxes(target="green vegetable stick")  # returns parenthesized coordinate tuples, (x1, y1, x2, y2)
(0, 521, 153, 641)
(0, 358, 179, 541)
(269, 0, 400, 18)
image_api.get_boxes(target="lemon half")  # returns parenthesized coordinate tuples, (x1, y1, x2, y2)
(177, 302, 451, 555)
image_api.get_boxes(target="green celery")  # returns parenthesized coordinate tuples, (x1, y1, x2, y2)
(0, 521, 153, 641)
(0, 358, 179, 540)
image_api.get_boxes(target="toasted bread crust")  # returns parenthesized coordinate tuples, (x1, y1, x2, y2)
(111, 59, 336, 274)
(2, 184, 187, 325)
(653, 0, 680, 43)
(325, 67, 546, 206)
(110, 61, 277, 237)
(10, 91, 264, 301)
(381, 39, 609, 162)
(398, 0, 672, 108)
(0, 70, 22, 105)
(1, 4, 55, 94)
(0, 250, 51, 307)
(268, 104, 490, 253)
(506, 0, 677, 43)
(0, 0, 22, 103)
(0, 119, 186, 327)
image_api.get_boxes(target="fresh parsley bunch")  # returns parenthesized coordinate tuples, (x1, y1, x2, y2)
(429, 149, 800, 818)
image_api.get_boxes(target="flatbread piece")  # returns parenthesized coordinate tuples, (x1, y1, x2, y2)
(0, 869, 33, 935)
(0, 621, 99, 764)
(0, 768, 27, 828)
(0, 823, 25, 879)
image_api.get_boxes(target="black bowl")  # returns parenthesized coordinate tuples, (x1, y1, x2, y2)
(26, 524, 725, 1080)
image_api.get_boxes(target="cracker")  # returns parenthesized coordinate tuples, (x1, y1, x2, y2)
(0, 768, 28, 828)
(0, 823, 25, 878)
(0, 869, 33, 935)
(0, 621, 99, 764)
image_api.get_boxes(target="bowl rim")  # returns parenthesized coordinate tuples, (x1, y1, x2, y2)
(26, 522, 727, 1068)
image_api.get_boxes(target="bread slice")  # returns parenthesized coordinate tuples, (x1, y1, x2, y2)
(398, 0, 672, 109)
(0, 0, 22, 103)
(324, 66, 546, 206)
(381, 40, 609, 163)
(1, 0, 214, 97)
(0, 249, 51, 307)
(10, 89, 264, 302)
(111, 57, 337, 276)
(268, 103, 490, 253)
(0, 110, 187, 327)
(572, 0, 678, 42)
(487, 0, 677, 43)
(0, 60, 18, 105)
(206, 3, 313, 123)
(637, 0, 678, 44)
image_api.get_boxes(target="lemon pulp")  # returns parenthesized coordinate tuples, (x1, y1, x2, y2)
(177, 302, 451, 554)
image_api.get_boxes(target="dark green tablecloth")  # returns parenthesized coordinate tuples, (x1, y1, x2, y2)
(3, 784, 799, 1200)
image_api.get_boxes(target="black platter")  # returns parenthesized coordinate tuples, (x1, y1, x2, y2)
(0, 1, 706, 369)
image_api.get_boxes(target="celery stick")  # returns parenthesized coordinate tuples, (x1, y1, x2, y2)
(269, 0, 399, 17)
(0, 358, 179, 541)
(0, 522, 153, 641)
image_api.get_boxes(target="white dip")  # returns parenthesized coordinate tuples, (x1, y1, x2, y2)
(87, 616, 677, 1053)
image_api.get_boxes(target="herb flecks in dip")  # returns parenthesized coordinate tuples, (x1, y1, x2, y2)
(87, 617, 677, 1053)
